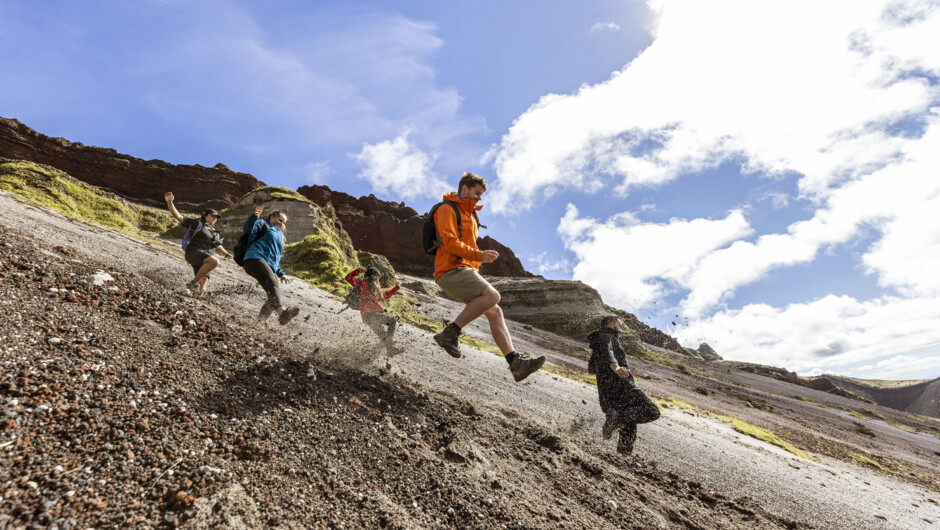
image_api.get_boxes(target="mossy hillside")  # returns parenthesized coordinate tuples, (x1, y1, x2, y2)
(284, 234, 359, 294)
(242, 185, 312, 204)
(632, 346, 710, 378)
(849, 409, 917, 433)
(657, 397, 815, 461)
(0, 158, 175, 236)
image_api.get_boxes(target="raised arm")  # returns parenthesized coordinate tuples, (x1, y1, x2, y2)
(345, 267, 364, 285)
(383, 285, 400, 299)
(164, 192, 186, 224)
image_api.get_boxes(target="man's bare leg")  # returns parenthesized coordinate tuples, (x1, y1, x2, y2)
(483, 304, 514, 355)
(453, 286, 500, 328)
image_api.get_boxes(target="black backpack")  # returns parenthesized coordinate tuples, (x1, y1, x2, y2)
(421, 201, 462, 255)
(233, 223, 269, 266)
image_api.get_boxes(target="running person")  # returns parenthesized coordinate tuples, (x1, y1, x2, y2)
(345, 266, 400, 351)
(242, 204, 300, 325)
(164, 192, 232, 298)
(431, 172, 545, 382)
(588, 316, 661, 455)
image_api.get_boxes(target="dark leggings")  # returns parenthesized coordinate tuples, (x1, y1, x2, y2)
(363, 311, 396, 339)
(243, 259, 283, 309)
(610, 386, 660, 452)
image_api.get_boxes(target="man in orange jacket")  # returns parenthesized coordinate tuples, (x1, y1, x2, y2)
(432, 172, 546, 382)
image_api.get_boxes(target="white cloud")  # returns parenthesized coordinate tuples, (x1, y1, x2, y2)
(590, 22, 621, 33)
(129, 5, 483, 154)
(352, 131, 450, 200)
(528, 252, 573, 275)
(558, 204, 752, 310)
(488, 0, 939, 213)
(675, 294, 940, 375)
(863, 351, 940, 380)
(504, 0, 940, 377)
(306, 161, 331, 184)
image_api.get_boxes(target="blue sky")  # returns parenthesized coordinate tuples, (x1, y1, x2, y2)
(3, 0, 940, 380)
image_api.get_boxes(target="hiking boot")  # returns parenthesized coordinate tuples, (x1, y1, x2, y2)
(258, 301, 275, 321)
(434, 323, 462, 358)
(185, 279, 199, 293)
(616, 441, 635, 455)
(279, 307, 300, 325)
(602, 409, 620, 440)
(617, 424, 637, 455)
(508, 352, 545, 382)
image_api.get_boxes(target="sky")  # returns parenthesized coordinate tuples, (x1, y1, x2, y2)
(2, 0, 939, 380)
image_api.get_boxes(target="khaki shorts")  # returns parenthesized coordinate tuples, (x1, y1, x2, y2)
(436, 267, 491, 302)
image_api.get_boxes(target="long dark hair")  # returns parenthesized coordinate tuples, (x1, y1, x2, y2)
(363, 275, 382, 300)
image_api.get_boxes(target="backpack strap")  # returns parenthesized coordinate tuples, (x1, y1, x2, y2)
(442, 201, 462, 239)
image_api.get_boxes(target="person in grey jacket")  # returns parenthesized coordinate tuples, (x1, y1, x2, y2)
(588, 316, 660, 455)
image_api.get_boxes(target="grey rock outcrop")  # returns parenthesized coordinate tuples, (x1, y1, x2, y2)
(216, 186, 352, 249)
(491, 277, 686, 354)
(688, 342, 723, 361)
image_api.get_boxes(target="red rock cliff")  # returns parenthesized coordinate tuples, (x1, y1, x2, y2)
(0, 117, 263, 210)
(297, 185, 533, 278)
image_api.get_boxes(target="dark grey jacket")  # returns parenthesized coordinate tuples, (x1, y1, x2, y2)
(588, 327, 638, 410)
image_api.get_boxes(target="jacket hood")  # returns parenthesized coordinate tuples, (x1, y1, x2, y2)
(443, 192, 483, 212)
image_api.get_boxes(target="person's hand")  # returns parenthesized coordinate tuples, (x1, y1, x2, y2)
(164, 192, 175, 203)
(254, 204, 264, 217)
(224, 252, 233, 260)
(481, 250, 499, 263)
(279, 276, 291, 284)
(614, 366, 631, 379)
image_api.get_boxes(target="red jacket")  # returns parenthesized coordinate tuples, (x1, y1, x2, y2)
(345, 268, 400, 317)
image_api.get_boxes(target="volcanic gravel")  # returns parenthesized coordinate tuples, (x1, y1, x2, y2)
(0, 226, 816, 530)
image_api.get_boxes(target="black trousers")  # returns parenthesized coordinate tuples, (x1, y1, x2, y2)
(599, 380, 660, 452)
(243, 259, 283, 309)
(363, 311, 396, 339)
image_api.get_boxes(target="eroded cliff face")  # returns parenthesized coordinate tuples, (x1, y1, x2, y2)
(491, 277, 686, 354)
(297, 184, 532, 278)
(217, 187, 354, 250)
(0, 117, 263, 210)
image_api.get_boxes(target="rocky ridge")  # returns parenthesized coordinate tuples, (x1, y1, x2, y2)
(0, 117, 262, 211)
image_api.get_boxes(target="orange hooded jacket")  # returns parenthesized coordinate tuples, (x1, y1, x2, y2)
(433, 192, 484, 280)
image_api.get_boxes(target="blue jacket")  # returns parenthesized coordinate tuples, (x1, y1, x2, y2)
(243, 213, 286, 277)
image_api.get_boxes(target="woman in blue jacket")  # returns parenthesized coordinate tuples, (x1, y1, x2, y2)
(242, 204, 300, 325)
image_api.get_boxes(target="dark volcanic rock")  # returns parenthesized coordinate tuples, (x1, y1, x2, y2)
(297, 184, 532, 278)
(0, 117, 263, 210)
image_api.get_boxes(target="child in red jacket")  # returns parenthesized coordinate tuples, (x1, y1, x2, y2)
(345, 267, 400, 348)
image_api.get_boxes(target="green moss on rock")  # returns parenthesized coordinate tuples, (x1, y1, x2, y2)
(284, 234, 358, 294)
(0, 158, 175, 236)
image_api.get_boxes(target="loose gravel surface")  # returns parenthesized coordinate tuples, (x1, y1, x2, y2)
(1, 193, 938, 529)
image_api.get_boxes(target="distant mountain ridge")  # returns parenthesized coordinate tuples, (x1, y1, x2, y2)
(822, 375, 940, 419)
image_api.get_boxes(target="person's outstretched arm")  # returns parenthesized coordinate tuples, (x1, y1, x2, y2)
(164, 192, 186, 224)
(383, 285, 400, 299)
(215, 244, 233, 260)
(243, 204, 265, 235)
(345, 268, 364, 286)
